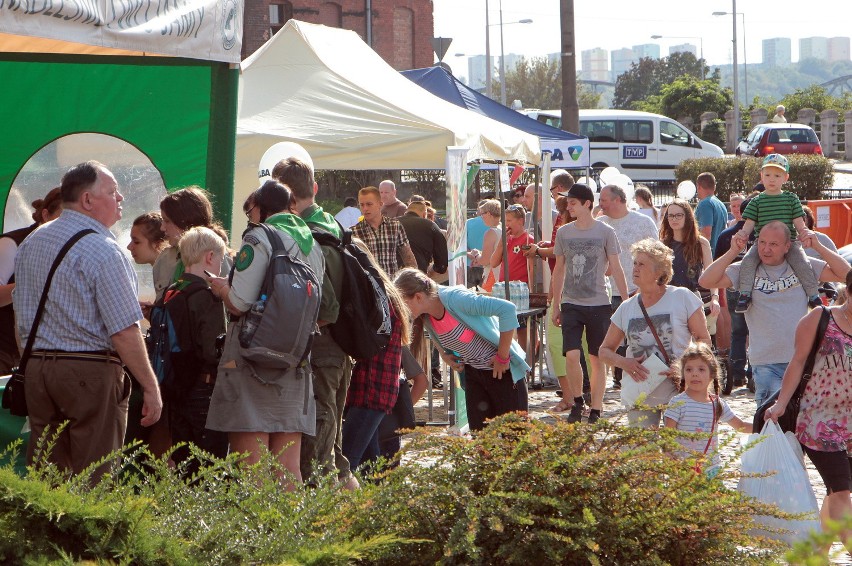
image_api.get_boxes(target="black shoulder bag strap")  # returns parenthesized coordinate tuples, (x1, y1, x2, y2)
(637, 294, 671, 365)
(794, 306, 831, 400)
(17, 228, 96, 374)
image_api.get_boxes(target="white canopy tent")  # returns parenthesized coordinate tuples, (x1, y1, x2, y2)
(234, 20, 540, 231)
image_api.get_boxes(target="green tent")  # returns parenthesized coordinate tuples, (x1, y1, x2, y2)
(0, 3, 241, 233)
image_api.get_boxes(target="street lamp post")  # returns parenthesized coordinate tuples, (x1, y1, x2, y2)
(650, 34, 704, 80)
(484, 0, 532, 104)
(713, 10, 748, 107)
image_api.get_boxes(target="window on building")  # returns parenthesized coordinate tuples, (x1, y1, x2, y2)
(269, 1, 292, 36)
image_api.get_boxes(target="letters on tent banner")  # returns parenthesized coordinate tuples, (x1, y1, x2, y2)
(0, 0, 243, 63)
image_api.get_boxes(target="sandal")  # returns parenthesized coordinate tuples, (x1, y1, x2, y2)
(550, 400, 573, 413)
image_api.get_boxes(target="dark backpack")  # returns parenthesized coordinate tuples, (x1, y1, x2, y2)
(146, 279, 210, 402)
(238, 223, 322, 370)
(311, 224, 392, 359)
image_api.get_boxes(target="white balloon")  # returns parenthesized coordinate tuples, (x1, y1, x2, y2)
(611, 174, 635, 203)
(599, 166, 621, 185)
(258, 142, 314, 182)
(576, 176, 597, 192)
(677, 180, 697, 200)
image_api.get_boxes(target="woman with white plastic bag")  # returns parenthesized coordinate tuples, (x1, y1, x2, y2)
(739, 419, 820, 545)
(764, 271, 852, 553)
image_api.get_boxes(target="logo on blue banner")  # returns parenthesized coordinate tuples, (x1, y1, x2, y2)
(567, 146, 583, 161)
(623, 146, 647, 159)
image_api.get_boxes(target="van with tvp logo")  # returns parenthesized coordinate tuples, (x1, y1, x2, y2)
(523, 109, 723, 182)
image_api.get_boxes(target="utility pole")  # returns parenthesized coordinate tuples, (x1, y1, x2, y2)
(560, 0, 579, 133)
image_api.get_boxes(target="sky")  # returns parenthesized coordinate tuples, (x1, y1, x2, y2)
(433, 0, 852, 81)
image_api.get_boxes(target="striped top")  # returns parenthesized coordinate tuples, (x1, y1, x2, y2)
(742, 191, 804, 235)
(663, 392, 736, 468)
(429, 309, 496, 371)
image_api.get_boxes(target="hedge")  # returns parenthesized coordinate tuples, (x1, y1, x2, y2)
(674, 154, 834, 202)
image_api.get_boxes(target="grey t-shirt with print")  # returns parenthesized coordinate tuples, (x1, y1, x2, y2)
(601, 211, 659, 297)
(554, 220, 621, 307)
(726, 258, 825, 366)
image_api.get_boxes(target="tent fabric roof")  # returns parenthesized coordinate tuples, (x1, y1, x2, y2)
(235, 20, 540, 174)
(401, 66, 583, 142)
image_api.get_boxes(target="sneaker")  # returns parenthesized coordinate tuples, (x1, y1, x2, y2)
(612, 379, 622, 390)
(431, 369, 444, 390)
(734, 293, 752, 314)
(588, 411, 602, 424)
(808, 294, 823, 308)
(566, 402, 584, 424)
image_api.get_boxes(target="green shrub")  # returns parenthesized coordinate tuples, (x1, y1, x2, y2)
(700, 119, 727, 150)
(338, 414, 785, 565)
(1, 418, 795, 565)
(675, 155, 834, 202)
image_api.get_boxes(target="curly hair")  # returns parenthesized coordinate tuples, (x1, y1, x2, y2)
(630, 238, 674, 285)
(659, 198, 702, 268)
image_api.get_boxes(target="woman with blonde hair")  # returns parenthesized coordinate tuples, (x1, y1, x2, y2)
(469, 199, 502, 291)
(394, 268, 530, 431)
(599, 238, 711, 429)
(633, 185, 659, 226)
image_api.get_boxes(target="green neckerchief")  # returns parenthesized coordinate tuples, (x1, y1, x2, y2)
(301, 204, 342, 239)
(264, 213, 314, 256)
(171, 253, 185, 282)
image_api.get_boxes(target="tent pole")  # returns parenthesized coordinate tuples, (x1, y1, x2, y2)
(498, 163, 510, 301)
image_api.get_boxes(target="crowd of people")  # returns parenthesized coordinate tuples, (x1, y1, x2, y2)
(1, 150, 849, 551)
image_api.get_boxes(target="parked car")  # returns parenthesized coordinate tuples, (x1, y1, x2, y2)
(735, 123, 823, 157)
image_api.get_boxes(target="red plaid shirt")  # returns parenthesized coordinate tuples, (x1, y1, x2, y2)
(346, 306, 403, 413)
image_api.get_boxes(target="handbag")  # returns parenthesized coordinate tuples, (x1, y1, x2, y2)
(1, 229, 95, 417)
(752, 306, 830, 434)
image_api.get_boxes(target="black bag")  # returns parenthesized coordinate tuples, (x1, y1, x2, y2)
(311, 223, 392, 359)
(2, 229, 95, 417)
(2, 371, 27, 418)
(753, 306, 831, 433)
(146, 279, 210, 402)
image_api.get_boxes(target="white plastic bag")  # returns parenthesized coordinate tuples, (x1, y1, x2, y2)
(738, 420, 820, 545)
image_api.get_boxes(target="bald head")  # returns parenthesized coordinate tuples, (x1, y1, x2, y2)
(379, 180, 397, 206)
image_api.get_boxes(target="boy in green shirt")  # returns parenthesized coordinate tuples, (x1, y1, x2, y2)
(732, 153, 820, 313)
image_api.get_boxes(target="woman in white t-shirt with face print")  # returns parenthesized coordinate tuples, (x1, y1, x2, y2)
(599, 239, 712, 429)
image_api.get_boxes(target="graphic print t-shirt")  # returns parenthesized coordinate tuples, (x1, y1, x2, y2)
(554, 220, 620, 306)
(610, 286, 703, 363)
(725, 258, 825, 365)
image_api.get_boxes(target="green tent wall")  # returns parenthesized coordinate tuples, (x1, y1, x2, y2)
(0, 53, 238, 233)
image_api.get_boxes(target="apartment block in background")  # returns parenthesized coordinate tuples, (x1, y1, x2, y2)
(762, 37, 791, 67)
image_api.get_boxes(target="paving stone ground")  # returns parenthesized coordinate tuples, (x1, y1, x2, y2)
(413, 371, 851, 563)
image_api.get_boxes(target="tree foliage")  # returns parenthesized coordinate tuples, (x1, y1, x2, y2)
(636, 75, 734, 123)
(614, 52, 711, 109)
(496, 56, 601, 110)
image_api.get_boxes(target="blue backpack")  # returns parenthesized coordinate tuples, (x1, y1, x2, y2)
(146, 279, 209, 401)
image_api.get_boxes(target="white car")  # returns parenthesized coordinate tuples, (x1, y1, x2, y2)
(522, 109, 724, 182)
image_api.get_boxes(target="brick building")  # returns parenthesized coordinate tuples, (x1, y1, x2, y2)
(242, 0, 434, 70)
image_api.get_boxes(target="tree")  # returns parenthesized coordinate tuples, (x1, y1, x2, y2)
(639, 75, 733, 123)
(613, 52, 710, 109)
(494, 56, 601, 110)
